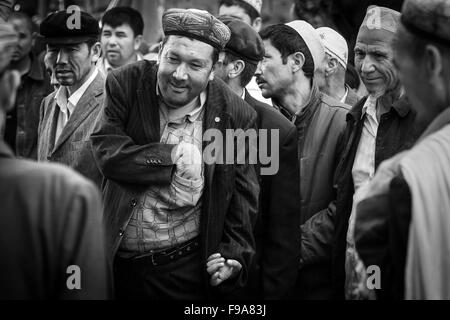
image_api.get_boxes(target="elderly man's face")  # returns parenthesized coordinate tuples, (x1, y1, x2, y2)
(354, 29, 398, 97)
(255, 39, 293, 100)
(157, 36, 215, 108)
(46, 42, 99, 90)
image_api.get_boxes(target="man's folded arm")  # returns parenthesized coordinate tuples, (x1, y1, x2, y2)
(90, 72, 175, 186)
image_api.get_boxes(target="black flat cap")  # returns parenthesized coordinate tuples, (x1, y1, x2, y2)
(218, 16, 264, 66)
(39, 10, 99, 45)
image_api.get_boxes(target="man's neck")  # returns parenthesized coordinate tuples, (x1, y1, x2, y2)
(227, 78, 244, 98)
(109, 52, 138, 69)
(276, 79, 312, 116)
(324, 77, 346, 101)
(67, 67, 95, 96)
(10, 55, 31, 77)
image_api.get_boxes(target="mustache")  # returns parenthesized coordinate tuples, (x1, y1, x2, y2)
(169, 78, 188, 88)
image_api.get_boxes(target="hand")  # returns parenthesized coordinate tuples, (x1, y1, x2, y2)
(206, 253, 242, 286)
(172, 140, 202, 180)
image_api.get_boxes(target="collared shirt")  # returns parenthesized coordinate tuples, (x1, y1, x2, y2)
(54, 68, 98, 144)
(351, 95, 379, 191)
(119, 86, 206, 255)
(340, 86, 349, 104)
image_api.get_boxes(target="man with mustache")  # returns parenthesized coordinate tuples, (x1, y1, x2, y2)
(255, 20, 350, 299)
(354, 0, 450, 300)
(97, 7, 144, 78)
(91, 8, 258, 299)
(215, 16, 301, 299)
(37, 11, 104, 188)
(3, 12, 52, 159)
(330, 6, 425, 299)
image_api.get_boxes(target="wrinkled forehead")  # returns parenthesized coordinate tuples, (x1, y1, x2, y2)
(356, 28, 395, 48)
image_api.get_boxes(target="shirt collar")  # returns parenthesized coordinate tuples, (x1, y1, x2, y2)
(54, 68, 98, 114)
(340, 86, 349, 103)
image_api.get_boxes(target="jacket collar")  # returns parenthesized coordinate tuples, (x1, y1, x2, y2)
(274, 81, 321, 123)
(347, 94, 412, 122)
(52, 72, 104, 152)
(420, 107, 450, 140)
(27, 53, 45, 82)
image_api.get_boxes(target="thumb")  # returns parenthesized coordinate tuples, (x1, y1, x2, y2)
(226, 259, 242, 270)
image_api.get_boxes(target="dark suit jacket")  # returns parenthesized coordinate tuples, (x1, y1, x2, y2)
(90, 60, 259, 297)
(0, 140, 110, 299)
(243, 91, 301, 299)
(37, 72, 104, 188)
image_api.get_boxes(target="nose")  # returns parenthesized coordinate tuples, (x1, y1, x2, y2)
(255, 61, 263, 76)
(361, 55, 376, 75)
(173, 63, 188, 81)
(107, 34, 118, 47)
(56, 49, 69, 65)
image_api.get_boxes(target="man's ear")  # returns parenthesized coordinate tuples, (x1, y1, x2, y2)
(252, 17, 262, 32)
(326, 57, 339, 77)
(134, 34, 143, 51)
(228, 59, 245, 79)
(425, 44, 443, 80)
(31, 31, 37, 48)
(90, 42, 102, 63)
(291, 52, 305, 73)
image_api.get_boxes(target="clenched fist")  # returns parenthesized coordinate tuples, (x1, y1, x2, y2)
(172, 140, 202, 180)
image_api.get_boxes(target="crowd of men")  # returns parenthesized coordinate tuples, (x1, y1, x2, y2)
(0, 0, 449, 300)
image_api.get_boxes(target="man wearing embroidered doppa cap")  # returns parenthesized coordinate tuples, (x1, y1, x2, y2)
(91, 8, 259, 299)
(256, 20, 350, 299)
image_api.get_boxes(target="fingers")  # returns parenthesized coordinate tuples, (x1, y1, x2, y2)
(210, 271, 223, 286)
(206, 257, 225, 275)
(207, 253, 221, 262)
(225, 259, 242, 271)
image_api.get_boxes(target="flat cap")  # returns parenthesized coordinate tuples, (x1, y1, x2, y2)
(162, 8, 231, 50)
(401, 0, 450, 44)
(39, 10, 99, 45)
(218, 16, 264, 65)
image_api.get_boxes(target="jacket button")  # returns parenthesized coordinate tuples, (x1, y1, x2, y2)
(119, 229, 124, 237)
(130, 198, 137, 207)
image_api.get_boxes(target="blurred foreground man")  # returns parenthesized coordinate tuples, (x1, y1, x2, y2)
(355, 0, 450, 300)
(216, 16, 300, 299)
(0, 22, 110, 300)
(91, 9, 259, 299)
